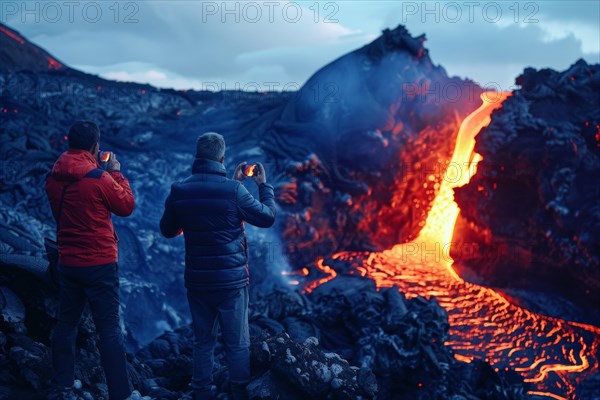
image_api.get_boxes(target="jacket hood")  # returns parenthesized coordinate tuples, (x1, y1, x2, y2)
(51, 149, 100, 181)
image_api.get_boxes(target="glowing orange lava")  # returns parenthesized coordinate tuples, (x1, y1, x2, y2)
(47, 56, 63, 70)
(302, 92, 600, 399)
(0, 25, 26, 44)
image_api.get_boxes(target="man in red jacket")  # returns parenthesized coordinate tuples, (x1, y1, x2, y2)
(45, 121, 135, 400)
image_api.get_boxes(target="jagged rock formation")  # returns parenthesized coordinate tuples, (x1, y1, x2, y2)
(452, 59, 600, 319)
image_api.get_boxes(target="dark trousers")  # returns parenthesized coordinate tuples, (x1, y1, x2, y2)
(52, 263, 131, 400)
(187, 285, 250, 400)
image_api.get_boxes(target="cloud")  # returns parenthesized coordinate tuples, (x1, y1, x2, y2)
(5, 1, 372, 89)
(79, 62, 298, 91)
(2, 1, 598, 91)
(74, 61, 216, 90)
(4, 1, 361, 77)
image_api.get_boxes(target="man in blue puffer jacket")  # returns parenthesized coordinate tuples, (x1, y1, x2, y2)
(160, 132, 276, 400)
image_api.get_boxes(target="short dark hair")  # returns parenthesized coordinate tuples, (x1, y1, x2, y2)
(68, 121, 100, 150)
(196, 132, 225, 161)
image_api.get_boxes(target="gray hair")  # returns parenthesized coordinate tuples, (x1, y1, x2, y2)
(195, 132, 225, 161)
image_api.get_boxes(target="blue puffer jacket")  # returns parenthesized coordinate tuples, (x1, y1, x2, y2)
(160, 158, 276, 290)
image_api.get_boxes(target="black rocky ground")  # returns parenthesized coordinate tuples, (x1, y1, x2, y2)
(0, 256, 533, 399)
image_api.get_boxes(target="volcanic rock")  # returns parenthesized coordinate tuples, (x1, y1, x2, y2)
(452, 59, 600, 321)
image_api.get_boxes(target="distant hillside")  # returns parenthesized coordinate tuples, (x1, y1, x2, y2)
(0, 22, 71, 73)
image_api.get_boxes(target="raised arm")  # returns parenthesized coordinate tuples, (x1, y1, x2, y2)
(236, 182, 276, 228)
(99, 171, 135, 217)
(160, 186, 183, 238)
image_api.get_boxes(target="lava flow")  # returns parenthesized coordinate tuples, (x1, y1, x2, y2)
(303, 92, 600, 399)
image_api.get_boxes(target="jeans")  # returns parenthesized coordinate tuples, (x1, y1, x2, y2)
(187, 285, 250, 400)
(51, 263, 131, 400)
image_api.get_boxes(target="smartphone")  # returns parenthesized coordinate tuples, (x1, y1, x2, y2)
(99, 151, 112, 163)
(243, 164, 257, 177)
(98, 151, 113, 169)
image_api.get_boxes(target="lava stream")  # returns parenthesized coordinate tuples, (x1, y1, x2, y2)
(304, 92, 600, 399)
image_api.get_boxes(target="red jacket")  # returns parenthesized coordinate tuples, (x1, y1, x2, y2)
(45, 149, 135, 267)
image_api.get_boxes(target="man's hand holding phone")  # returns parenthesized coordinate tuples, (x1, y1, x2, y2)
(233, 162, 247, 182)
(251, 162, 266, 185)
(233, 162, 267, 185)
(98, 151, 121, 172)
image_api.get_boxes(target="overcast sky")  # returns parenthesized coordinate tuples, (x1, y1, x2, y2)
(2, 1, 598, 92)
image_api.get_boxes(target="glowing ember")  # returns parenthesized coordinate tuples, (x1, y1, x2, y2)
(303, 92, 600, 399)
(47, 56, 63, 70)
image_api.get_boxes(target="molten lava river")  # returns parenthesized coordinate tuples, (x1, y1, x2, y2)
(301, 92, 600, 400)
